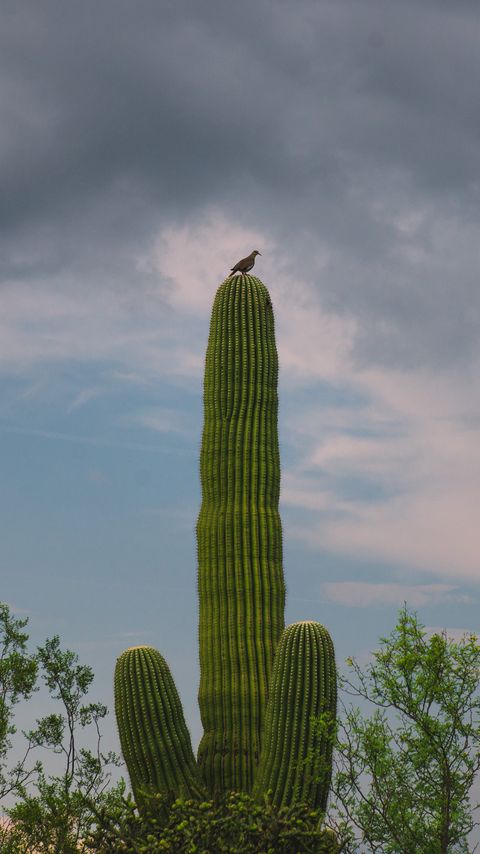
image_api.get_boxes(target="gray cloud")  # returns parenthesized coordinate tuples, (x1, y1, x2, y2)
(1, 0, 479, 369)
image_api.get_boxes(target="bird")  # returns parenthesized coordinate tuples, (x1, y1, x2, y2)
(229, 250, 261, 276)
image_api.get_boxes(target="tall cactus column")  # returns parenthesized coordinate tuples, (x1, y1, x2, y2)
(196, 274, 286, 795)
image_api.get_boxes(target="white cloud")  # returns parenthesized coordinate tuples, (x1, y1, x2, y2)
(274, 286, 355, 385)
(139, 210, 270, 317)
(128, 407, 192, 438)
(0, 425, 184, 454)
(111, 371, 151, 386)
(67, 386, 103, 412)
(319, 484, 480, 579)
(1, 212, 479, 587)
(320, 582, 473, 608)
(142, 211, 356, 385)
(0, 277, 203, 382)
(283, 387, 480, 581)
(309, 433, 414, 478)
(423, 625, 479, 643)
(279, 302, 480, 582)
(281, 473, 336, 513)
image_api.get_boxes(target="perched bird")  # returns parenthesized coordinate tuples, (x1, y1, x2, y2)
(229, 250, 261, 276)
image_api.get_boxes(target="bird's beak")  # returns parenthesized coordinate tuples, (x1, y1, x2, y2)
(258, 252, 262, 255)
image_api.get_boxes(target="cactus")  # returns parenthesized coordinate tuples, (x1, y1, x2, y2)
(253, 621, 337, 811)
(196, 274, 285, 794)
(114, 646, 205, 804)
(114, 273, 337, 815)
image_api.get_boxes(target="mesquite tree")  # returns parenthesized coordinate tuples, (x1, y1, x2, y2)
(326, 606, 480, 853)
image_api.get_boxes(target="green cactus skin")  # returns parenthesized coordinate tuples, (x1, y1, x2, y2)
(196, 274, 286, 795)
(253, 621, 337, 812)
(114, 646, 205, 804)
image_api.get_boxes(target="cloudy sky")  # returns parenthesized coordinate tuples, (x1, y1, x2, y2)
(2, 0, 479, 781)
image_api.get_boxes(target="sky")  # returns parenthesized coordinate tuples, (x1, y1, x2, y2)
(1, 0, 480, 808)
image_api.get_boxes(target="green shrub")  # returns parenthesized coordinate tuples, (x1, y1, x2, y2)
(87, 789, 340, 853)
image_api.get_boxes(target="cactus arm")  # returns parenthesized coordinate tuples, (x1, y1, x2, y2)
(114, 646, 205, 804)
(253, 621, 337, 812)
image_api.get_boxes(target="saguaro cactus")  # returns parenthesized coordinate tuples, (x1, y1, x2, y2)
(196, 274, 285, 794)
(114, 273, 336, 815)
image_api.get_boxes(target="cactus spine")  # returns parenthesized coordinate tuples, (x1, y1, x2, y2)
(114, 646, 205, 803)
(253, 621, 336, 811)
(196, 274, 285, 794)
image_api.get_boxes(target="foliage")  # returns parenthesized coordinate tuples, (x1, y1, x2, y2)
(87, 789, 341, 854)
(0, 602, 39, 800)
(0, 604, 123, 853)
(3, 601, 480, 851)
(324, 605, 480, 853)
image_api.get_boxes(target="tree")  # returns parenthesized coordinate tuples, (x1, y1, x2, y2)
(4, 601, 480, 852)
(325, 605, 480, 853)
(0, 603, 123, 852)
(0, 602, 39, 802)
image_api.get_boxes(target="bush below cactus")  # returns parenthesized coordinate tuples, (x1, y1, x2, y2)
(86, 790, 340, 853)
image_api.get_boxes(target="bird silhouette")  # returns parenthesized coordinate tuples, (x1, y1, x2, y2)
(229, 250, 261, 276)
